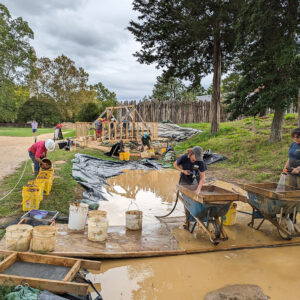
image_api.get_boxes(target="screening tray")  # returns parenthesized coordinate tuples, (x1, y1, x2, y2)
(242, 182, 300, 200)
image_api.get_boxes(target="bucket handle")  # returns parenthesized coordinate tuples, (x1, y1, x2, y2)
(127, 201, 140, 211)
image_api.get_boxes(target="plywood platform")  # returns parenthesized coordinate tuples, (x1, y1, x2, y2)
(2, 212, 300, 259)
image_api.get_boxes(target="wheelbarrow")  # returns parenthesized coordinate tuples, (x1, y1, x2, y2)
(243, 182, 300, 240)
(175, 184, 241, 245)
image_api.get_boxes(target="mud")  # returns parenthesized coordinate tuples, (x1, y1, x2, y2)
(87, 169, 300, 300)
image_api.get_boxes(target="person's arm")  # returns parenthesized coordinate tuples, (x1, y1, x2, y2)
(173, 160, 190, 176)
(196, 172, 206, 194)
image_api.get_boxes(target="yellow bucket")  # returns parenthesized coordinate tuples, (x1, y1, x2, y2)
(161, 148, 166, 154)
(119, 152, 124, 160)
(149, 148, 155, 155)
(223, 202, 237, 226)
(124, 152, 130, 161)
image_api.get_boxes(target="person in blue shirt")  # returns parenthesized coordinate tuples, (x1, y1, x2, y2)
(283, 128, 300, 188)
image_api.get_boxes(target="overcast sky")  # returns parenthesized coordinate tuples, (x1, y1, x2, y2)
(2, 0, 212, 101)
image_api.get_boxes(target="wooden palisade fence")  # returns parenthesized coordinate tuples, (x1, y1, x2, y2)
(118, 100, 229, 123)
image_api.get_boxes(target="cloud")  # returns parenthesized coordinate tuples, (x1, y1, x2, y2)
(2, 0, 212, 100)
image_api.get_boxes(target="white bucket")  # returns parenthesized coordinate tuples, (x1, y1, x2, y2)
(125, 210, 143, 230)
(88, 210, 108, 242)
(68, 203, 89, 231)
(6, 224, 33, 251)
(32, 225, 56, 252)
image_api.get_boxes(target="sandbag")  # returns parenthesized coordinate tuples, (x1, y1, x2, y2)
(5, 285, 41, 300)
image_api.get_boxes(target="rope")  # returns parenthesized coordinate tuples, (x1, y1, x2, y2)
(0, 159, 29, 202)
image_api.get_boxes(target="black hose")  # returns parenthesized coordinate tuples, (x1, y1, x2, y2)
(156, 191, 179, 218)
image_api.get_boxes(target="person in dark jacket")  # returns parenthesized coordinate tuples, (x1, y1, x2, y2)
(141, 133, 151, 152)
(283, 128, 300, 188)
(174, 146, 207, 229)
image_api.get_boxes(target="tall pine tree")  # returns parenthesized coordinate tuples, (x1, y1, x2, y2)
(128, 0, 241, 133)
(226, 0, 300, 142)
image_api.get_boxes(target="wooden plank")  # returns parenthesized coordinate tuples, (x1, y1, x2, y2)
(242, 184, 278, 199)
(0, 274, 88, 295)
(63, 260, 81, 282)
(0, 253, 18, 272)
(17, 252, 101, 270)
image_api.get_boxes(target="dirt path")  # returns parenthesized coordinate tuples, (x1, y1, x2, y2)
(0, 133, 55, 182)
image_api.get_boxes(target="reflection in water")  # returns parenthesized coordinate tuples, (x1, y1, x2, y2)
(100, 169, 184, 225)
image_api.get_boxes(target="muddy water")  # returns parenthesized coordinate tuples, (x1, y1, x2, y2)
(88, 169, 300, 300)
(99, 169, 185, 225)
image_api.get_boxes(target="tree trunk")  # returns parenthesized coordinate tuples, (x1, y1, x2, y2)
(298, 88, 300, 127)
(269, 108, 285, 142)
(210, 29, 221, 134)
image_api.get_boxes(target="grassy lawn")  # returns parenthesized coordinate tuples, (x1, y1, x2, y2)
(177, 113, 298, 183)
(0, 127, 67, 137)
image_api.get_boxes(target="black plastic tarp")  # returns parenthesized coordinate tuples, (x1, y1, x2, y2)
(203, 149, 227, 165)
(72, 153, 162, 202)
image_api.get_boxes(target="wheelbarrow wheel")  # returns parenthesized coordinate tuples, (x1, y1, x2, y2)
(208, 220, 220, 244)
(277, 217, 294, 240)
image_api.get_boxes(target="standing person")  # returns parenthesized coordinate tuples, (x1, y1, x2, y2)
(174, 146, 207, 228)
(141, 133, 151, 152)
(283, 128, 300, 188)
(95, 118, 103, 139)
(28, 139, 55, 177)
(31, 120, 38, 143)
(54, 121, 63, 140)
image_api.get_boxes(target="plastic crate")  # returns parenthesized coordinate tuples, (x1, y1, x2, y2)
(22, 185, 41, 211)
(36, 175, 52, 195)
(28, 180, 44, 201)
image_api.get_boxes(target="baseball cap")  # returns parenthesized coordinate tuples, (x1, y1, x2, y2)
(192, 146, 203, 161)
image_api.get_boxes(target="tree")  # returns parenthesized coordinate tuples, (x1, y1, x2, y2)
(225, 0, 300, 142)
(0, 4, 35, 122)
(151, 75, 201, 101)
(0, 4, 35, 84)
(33, 55, 93, 120)
(128, 0, 241, 133)
(77, 102, 100, 122)
(92, 82, 117, 112)
(222, 72, 242, 94)
(17, 95, 61, 125)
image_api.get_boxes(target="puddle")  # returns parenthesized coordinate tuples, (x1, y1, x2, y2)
(87, 169, 300, 300)
(88, 247, 300, 300)
(99, 169, 185, 225)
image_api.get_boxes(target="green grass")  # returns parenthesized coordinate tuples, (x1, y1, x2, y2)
(177, 113, 298, 183)
(0, 127, 73, 137)
(0, 148, 114, 220)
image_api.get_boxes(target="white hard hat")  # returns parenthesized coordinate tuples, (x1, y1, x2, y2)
(45, 139, 55, 151)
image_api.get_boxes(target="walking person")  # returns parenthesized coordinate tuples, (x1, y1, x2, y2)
(28, 139, 55, 177)
(31, 120, 38, 143)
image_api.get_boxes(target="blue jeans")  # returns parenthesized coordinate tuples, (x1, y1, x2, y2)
(29, 151, 40, 174)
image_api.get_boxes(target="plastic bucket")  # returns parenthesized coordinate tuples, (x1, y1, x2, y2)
(161, 148, 166, 154)
(31, 225, 56, 252)
(119, 152, 124, 160)
(125, 210, 143, 230)
(124, 152, 130, 161)
(6, 224, 33, 251)
(68, 203, 89, 231)
(223, 202, 237, 226)
(88, 210, 108, 242)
